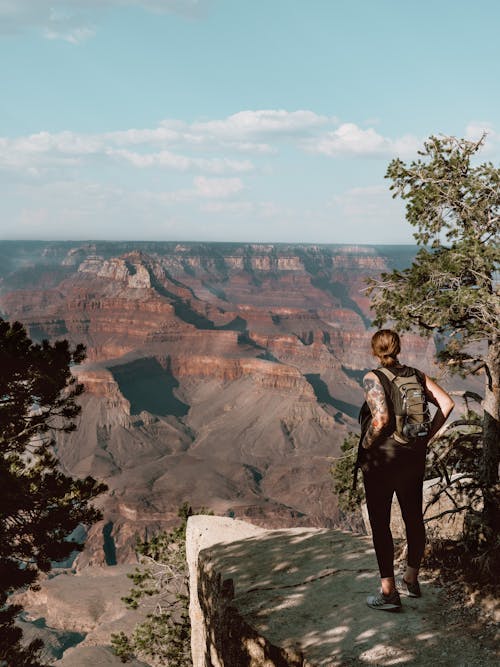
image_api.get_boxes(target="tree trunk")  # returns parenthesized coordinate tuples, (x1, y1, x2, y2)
(481, 339, 500, 542)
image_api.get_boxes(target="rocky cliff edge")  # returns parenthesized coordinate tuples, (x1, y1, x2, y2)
(187, 515, 498, 667)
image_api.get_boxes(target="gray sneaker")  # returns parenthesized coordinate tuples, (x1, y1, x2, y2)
(366, 589, 402, 612)
(396, 577, 421, 598)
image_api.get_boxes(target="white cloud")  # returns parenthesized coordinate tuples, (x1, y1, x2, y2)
(104, 127, 181, 146)
(0, 2, 94, 42)
(220, 141, 276, 154)
(193, 176, 243, 198)
(0, 1, 212, 20)
(465, 121, 495, 141)
(132, 0, 212, 15)
(127, 176, 244, 204)
(115, 115, 419, 161)
(0, 1, 212, 41)
(0, 129, 255, 176)
(44, 25, 96, 44)
(106, 122, 278, 154)
(3, 116, 486, 183)
(6, 117, 490, 244)
(0, 111, 337, 178)
(305, 123, 420, 159)
(0, 131, 103, 176)
(107, 148, 253, 173)
(15, 131, 102, 155)
(464, 121, 500, 157)
(190, 109, 330, 138)
(312, 123, 386, 155)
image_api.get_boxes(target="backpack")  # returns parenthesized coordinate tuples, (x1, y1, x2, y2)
(374, 366, 431, 444)
(351, 365, 431, 492)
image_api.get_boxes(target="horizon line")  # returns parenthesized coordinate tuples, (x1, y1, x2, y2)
(0, 239, 419, 247)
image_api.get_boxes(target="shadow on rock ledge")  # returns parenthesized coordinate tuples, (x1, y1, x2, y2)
(186, 515, 497, 667)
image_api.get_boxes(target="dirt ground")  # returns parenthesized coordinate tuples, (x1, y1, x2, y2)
(345, 569, 499, 667)
(402, 565, 499, 667)
(191, 518, 499, 666)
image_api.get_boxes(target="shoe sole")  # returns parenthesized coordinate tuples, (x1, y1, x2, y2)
(366, 601, 402, 612)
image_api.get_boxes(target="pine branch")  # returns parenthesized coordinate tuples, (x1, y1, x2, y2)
(424, 506, 473, 523)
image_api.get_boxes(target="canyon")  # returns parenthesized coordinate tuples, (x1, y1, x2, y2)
(0, 241, 441, 569)
(4, 241, 487, 664)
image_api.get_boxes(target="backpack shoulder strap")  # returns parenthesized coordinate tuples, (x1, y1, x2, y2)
(413, 367, 426, 386)
(376, 366, 396, 382)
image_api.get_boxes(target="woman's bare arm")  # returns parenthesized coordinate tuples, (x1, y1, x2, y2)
(362, 371, 390, 449)
(423, 374, 455, 442)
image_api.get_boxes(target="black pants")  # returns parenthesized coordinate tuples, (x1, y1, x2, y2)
(363, 464, 426, 579)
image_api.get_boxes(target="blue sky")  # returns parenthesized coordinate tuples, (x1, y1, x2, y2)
(1, 0, 499, 243)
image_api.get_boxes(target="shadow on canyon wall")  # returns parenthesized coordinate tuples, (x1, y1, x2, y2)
(109, 357, 190, 417)
(305, 373, 358, 419)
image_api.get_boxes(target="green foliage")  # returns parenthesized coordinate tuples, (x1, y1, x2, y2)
(0, 319, 107, 665)
(0, 630, 46, 667)
(111, 503, 211, 666)
(110, 632, 135, 663)
(366, 134, 499, 561)
(369, 135, 498, 357)
(113, 607, 191, 666)
(331, 432, 365, 517)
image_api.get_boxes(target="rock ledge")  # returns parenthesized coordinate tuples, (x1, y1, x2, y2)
(187, 515, 380, 666)
(186, 515, 498, 667)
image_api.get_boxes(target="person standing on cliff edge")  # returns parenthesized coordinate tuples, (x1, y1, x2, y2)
(360, 329, 454, 611)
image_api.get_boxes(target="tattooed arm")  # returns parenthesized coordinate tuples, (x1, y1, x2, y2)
(362, 372, 390, 449)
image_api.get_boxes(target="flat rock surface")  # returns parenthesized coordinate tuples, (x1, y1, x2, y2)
(193, 517, 498, 666)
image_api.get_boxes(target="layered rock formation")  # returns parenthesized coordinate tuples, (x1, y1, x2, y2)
(0, 241, 445, 567)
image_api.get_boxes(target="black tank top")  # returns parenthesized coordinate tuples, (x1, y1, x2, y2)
(360, 364, 427, 475)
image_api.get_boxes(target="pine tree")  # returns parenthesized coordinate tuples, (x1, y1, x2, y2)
(0, 319, 107, 665)
(367, 135, 499, 556)
(331, 433, 364, 512)
(111, 503, 211, 666)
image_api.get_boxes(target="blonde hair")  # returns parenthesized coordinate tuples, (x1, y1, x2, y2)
(371, 329, 401, 367)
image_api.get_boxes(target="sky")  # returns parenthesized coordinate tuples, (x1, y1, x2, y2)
(1, 0, 499, 244)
